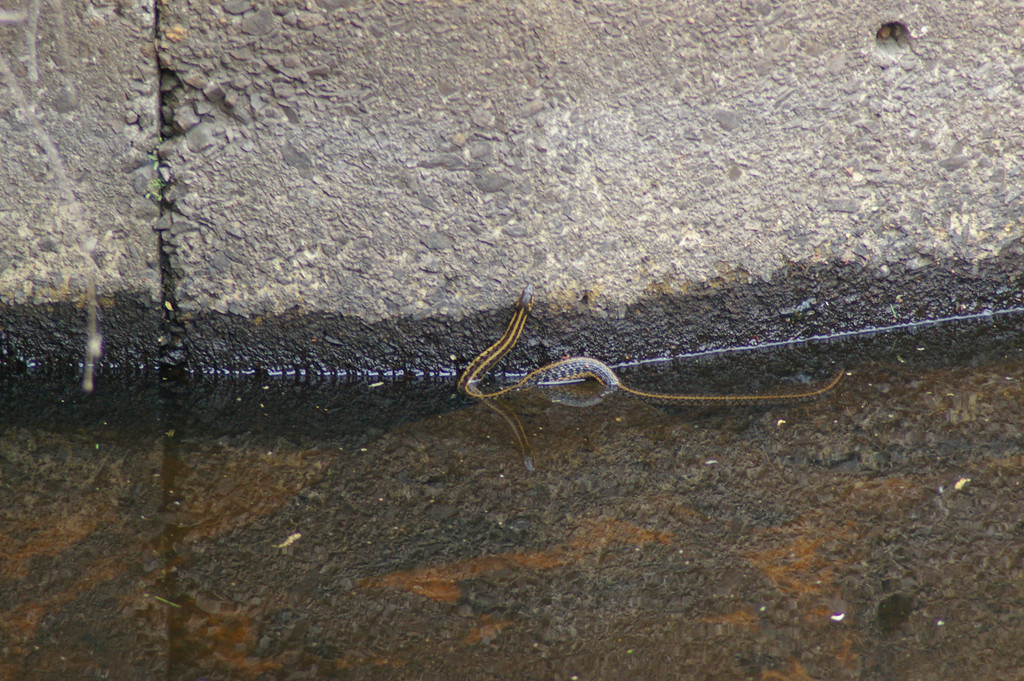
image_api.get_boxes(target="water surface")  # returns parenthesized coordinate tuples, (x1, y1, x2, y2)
(2, 316, 1023, 679)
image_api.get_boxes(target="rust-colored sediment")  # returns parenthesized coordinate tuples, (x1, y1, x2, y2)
(761, 658, 815, 680)
(462, 614, 515, 645)
(699, 607, 759, 629)
(361, 517, 674, 602)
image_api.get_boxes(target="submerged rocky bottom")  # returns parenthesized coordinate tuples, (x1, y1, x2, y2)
(2, 314, 1023, 679)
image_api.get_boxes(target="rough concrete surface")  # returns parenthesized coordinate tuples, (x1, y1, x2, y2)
(3, 0, 1024, 372)
(0, 0, 164, 367)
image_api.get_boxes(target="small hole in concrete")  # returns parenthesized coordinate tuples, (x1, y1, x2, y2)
(876, 21, 910, 46)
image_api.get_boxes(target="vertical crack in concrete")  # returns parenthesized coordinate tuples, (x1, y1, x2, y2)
(150, 1, 187, 377)
(146, 6, 188, 664)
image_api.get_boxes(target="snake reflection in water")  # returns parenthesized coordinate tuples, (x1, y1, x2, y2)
(457, 284, 845, 403)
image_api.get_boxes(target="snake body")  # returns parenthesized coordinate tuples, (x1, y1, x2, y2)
(458, 284, 844, 402)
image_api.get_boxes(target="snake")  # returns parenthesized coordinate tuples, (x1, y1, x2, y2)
(458, 284, 844, 402)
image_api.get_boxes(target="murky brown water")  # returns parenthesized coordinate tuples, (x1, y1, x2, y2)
(3, 316, 1024, 680)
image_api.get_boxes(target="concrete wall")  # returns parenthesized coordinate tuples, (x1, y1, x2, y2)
(2, 0, 1023, 374)
(1, 0, 162, 369)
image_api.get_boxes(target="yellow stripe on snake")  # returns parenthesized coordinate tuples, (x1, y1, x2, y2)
(458, 284, 844, 402)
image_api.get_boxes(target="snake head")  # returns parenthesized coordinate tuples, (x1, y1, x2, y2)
(519, 283, 534, 311)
